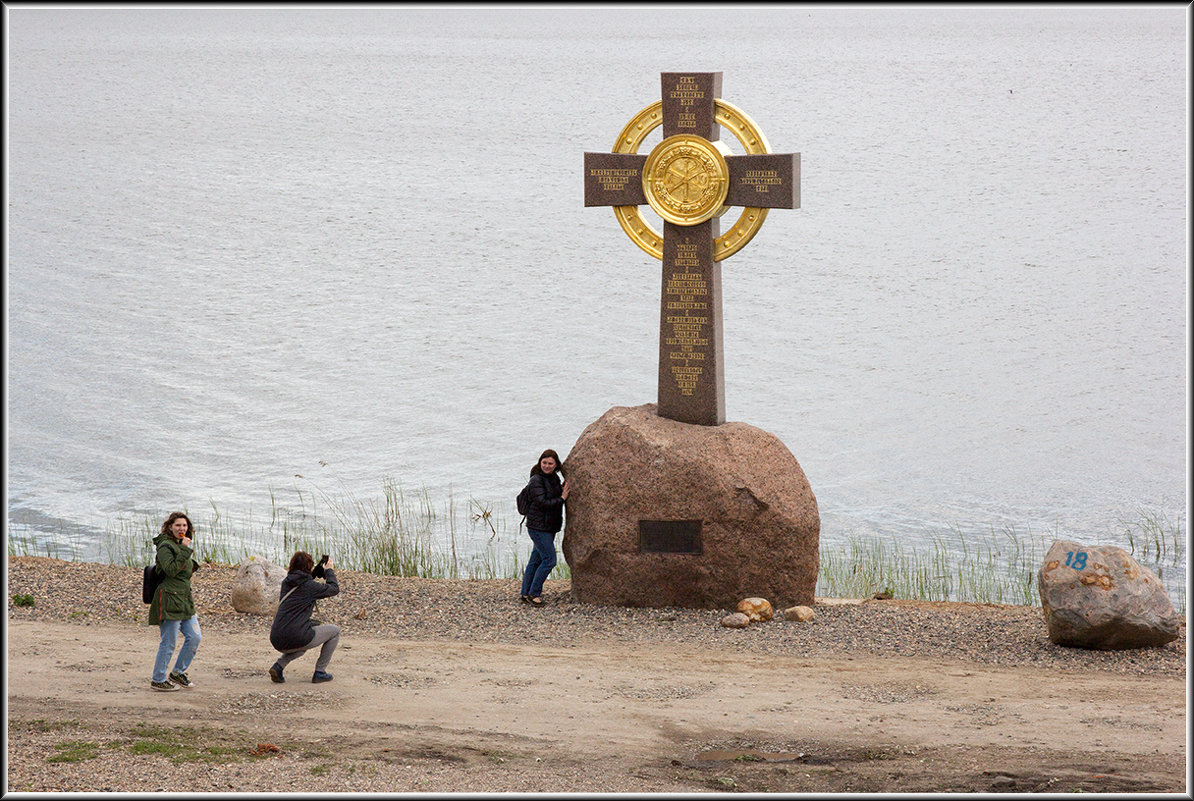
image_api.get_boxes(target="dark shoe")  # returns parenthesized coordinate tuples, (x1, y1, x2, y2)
(529, 596, 544, 607)
(312, 671, 334, 683)
(168, 671, 193, 688)
(519, 595, 531, 605)
(269, 663, 285, 684)
(151, 680, 179, 692)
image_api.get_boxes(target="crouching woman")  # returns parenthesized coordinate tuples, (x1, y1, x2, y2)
(269, 551, 340, 684)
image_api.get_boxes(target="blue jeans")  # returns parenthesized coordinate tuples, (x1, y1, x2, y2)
(521, 529, 557, 598)
(153, 615, 201, 682)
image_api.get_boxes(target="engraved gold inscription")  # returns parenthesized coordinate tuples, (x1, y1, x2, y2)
(663, 239, 710, 395)
(591, 167, 639, 192)
(669, 75, 704, 124)
(740, 169, 782, 193)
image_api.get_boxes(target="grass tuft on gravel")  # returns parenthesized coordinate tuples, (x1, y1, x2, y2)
(25, 718, 82, 733)
(47, 741, 101, 763)
(121, 722, 270, 765)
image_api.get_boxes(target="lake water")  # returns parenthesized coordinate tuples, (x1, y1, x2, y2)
(6, 7, 1188, 597)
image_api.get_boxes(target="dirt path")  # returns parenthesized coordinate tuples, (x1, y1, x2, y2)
(6, 618, 1187, 793)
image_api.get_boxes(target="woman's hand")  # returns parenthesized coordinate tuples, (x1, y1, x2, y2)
(561, 479, 571, 500)
(180, 536, 193, 548)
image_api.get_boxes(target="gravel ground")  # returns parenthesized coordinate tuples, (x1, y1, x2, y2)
(5, 556, 1188, 793)
(6, 556, 1186, 676)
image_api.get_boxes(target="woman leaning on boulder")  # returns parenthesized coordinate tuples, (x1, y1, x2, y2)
(148, 512, 202, 691)
(519, 448, 571, 607)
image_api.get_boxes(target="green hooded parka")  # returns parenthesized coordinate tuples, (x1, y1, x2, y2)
(147, 530, 200, 625)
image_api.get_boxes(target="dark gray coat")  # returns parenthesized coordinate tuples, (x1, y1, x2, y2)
(270, 568, 339, 651)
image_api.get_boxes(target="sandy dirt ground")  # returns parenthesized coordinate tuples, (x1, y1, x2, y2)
(6, 616, 1188, 794)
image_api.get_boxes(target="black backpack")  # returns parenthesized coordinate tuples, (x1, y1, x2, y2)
(142, 564, 163, 604)
(516, 479, 534, 517)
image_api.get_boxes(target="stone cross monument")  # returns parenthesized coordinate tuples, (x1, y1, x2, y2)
(583, 72, 799, 425)
(564, 72, 819, 610)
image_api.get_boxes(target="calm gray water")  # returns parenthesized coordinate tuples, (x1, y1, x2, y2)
(6, 8, 1188, 593)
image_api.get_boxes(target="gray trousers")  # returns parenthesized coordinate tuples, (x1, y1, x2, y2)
(275, 624, 340, 672)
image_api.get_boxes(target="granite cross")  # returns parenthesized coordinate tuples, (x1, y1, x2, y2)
(583, 72, 800, 426)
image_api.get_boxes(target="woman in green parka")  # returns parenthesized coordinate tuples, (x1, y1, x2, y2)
(148, 512, 202, 691)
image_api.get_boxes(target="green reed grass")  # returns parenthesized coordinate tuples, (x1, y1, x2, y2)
(817, 515, 1186, 614)
(816, 525, 1043, 605)
(1118, 508, 1185, 581)
(6, 523, 91, 561)
(7, 483, 1183, 614)
(88, 479, 570, 583)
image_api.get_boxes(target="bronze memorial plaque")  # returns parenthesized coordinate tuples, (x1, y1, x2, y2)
(638, 519, 703, 554)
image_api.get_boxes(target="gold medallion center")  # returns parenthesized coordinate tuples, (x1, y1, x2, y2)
(642, 135, 730, 226)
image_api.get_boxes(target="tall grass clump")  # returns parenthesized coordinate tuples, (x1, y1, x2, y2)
(90, 478, 570, 583)
(1118, 508, 1185, 575)
(7, 523, 92, 562)
(1115, 508, 1185, 613)
(816, 524, 1051, 606)
(816, 512, 1185, 614)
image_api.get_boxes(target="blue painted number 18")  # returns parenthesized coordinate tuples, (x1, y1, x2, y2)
(1065, 551, 1087, 570)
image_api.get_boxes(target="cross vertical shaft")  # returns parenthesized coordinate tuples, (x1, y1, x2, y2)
(656, 73, 726, 424)
(659, 217, 724, 424)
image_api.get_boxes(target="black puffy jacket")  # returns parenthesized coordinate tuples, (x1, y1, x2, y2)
(526, 471, 565, 533)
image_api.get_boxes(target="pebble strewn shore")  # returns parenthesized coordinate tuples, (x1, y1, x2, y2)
(6, 557, 1186, 676)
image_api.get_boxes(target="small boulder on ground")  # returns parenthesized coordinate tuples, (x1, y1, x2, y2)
(737, 597, 774, 622)
(720, 612, 751, 629)
(1037, 540, 1181, 650)
(230, 555, 286, 616)
(783, 605, 815, 622)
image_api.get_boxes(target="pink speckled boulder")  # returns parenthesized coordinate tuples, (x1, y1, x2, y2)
(561, 404, 819, 609)
(1038, 540, 1180, 650)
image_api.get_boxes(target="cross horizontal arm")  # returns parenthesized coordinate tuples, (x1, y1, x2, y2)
(584, 152, 647, 207)
(725, 153, 800, 209)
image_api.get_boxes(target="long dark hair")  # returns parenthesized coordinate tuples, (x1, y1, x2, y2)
(530, 448, 564, 478)
(159, 512, 193, 539)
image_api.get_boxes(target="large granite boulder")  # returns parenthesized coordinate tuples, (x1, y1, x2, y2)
(1037, 540, 1181, 649)
(230, 555, 286, 616)
(561, 404, 819, 609)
